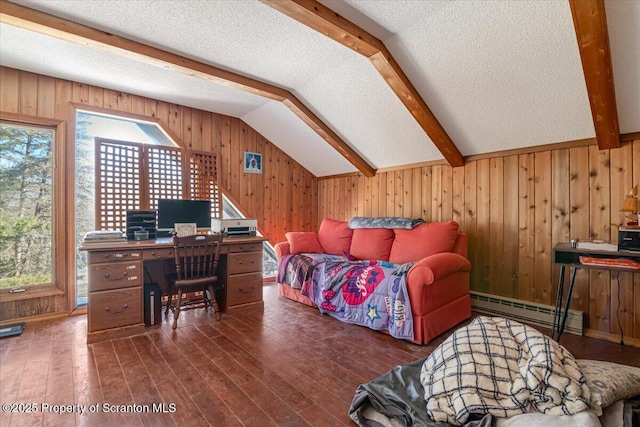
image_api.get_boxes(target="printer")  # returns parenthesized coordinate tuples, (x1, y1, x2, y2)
(618, 227, 640, 252)
(212, 218, 257, 237)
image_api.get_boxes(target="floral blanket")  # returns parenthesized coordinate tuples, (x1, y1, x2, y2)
(312, 260, 414, 340)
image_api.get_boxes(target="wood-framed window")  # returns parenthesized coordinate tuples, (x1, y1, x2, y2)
(0, 113, 67, 296)
(95, 138, 221, 232)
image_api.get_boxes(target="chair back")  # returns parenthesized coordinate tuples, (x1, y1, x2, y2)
(172, 234, 223, 281)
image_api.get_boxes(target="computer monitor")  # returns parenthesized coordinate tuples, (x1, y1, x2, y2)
(157, 199, 212, 232)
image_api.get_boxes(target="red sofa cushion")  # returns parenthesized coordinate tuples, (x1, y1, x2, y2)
(350, 228, 395, 261)
(318, 219, 353, 255)
(285, 232, 324, 254)
(389, 221, 460, 264)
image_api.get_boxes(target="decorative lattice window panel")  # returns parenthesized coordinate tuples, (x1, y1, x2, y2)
(96, 139, 141, 232)
(189, 151, 221, 219)
(95, 139, 220, 232)
(148, 146, 183, 210)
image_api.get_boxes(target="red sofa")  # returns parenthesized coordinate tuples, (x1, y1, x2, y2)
(274, 218, 471, 345)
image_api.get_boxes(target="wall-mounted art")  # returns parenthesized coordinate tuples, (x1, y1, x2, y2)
(244, 151, 262, 174)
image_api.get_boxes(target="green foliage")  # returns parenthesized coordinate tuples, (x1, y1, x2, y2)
(0, 124, 53, 283)
(0, 274, 51, 289)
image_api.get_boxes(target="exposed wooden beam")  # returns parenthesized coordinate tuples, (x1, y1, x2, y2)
(282, 97, 372, 173)
(568, 0, 620, 150)
(262, 0, 465, 167)
(0, 0, 376, 177)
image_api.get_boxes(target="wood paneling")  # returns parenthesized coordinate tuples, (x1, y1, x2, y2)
(476, 159, 491, 293)
(318, 140, 640, 340)
(2, 67, 639, 343)
(0, 66, 317, 322)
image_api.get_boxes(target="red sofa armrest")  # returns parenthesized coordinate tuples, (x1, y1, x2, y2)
(274, 241, 290, 263)
(407, 252, 471, 285)
(406, 252, 471, 316)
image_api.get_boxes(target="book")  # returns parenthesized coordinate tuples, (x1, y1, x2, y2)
(579, 256, 640, 269)
(83, 230, 125, 242)
(81, 238, 126, 244)
(576, 240, 618, 252)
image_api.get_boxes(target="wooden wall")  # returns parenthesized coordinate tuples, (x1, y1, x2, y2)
(2, 65, 639, 344)
(0, 66, 318, 321)
(318, 141, 640, 342)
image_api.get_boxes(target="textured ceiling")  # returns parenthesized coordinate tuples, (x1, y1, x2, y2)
(0, 24, 269, 118)
(1, 0, 639, 177)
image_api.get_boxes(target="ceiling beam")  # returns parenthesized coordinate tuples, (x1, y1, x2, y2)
(568, 0, 620, 150)
(262, 0, 464, 167)
(0, 0, 376, 177)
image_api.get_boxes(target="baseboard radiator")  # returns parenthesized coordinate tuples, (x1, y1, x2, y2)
(470, 291, 584, 336)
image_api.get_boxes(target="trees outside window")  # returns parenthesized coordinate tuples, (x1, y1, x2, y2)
(0, 123, 54, 289)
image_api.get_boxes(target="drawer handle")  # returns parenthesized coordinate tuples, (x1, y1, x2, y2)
(150, 251, 171, 257)
(239, 287, 254, 293)
(108, 253, 129, 259)
(104, 272, 128, 280)
(105, 304, 128, 314)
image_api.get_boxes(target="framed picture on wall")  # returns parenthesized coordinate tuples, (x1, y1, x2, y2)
(244, 151, 262, 174)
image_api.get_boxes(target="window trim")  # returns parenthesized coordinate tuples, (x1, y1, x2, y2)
(71, 103, 182, 146)
(0, 111, 67, 300)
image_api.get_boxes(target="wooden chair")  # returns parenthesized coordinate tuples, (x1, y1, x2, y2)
(165, 234, 223, 330)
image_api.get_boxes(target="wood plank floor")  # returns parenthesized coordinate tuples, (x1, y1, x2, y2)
(2, 282, 640, 427)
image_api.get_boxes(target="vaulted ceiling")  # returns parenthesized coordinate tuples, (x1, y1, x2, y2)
(1, 0, 638, 177)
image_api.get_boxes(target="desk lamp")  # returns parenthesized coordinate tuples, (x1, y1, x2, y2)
(620, 185, 639, 226)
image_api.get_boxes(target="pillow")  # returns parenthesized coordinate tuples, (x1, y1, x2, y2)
(494, 410, 600, 427)
(389, 221, 459, 264)
(318, 218, 353, 255)
(349, 228, 395, 261)
(285, 232, 324, 254)
(577, 359, 640, 416)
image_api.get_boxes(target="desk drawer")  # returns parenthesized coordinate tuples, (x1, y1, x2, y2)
(143, 248, 174, 260)
(88, 287, 142, 332)
(227, 242, 262, 253)
(228, 251, 262, 274)
(227, 272, 262, 307)
(88, 250, 142, 264)
(89, 262, 142, 292)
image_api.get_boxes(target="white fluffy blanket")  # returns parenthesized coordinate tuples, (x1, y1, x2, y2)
(420, 316, 591, 425)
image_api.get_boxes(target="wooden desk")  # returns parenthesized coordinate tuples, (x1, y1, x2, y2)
(552, 243, 640, 342)
(80, 236, 267, 343)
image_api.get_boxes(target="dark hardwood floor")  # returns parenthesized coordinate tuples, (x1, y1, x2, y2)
(1, 283, 639, 426)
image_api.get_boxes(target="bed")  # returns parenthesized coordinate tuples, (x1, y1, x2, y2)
(349, 316, 640, 427)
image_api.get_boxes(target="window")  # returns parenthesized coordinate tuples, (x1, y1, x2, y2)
(75, 111, 178, 305)
(74, 111, 221, 306)
(222, 194, 277, 278)
(73, 109, 270, 307)
(0, 122, 55, 290)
